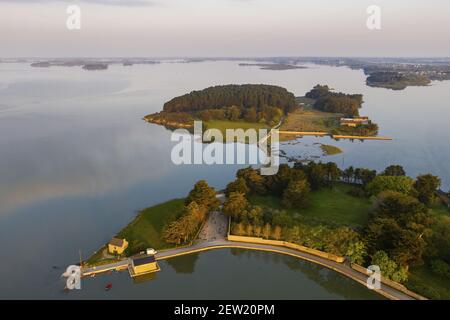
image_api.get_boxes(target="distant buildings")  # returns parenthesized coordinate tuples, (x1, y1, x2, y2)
(107, 238, 129, 255)
(340, 116, 370, 127)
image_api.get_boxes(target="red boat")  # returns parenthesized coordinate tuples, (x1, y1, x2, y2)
(105, 283, 112, 291)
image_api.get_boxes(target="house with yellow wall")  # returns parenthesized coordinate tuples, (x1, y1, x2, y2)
(107, 237, 129, 255)
(129, 254, 160, 277)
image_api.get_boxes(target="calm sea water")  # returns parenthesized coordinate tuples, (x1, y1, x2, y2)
(0, 61, 449, 299)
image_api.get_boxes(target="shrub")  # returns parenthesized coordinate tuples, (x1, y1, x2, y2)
(430, 259, 450, 277)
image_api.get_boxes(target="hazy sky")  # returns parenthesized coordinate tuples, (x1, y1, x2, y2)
(1, 0, 449, 57)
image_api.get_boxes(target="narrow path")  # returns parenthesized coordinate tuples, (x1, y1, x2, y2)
(155, 240, 413, 300)
(82, 260, 129, 276)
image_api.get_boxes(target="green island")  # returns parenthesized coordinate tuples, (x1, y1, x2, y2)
(366, 71, 431, 90)
(144, 84, 381, 140)
(87, 163, 450, 300)
(319, 144, 343, 156)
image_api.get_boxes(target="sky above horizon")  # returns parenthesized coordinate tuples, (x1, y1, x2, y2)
(0, 0, 449, 58)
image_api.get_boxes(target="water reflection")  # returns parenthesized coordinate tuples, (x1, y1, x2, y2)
(165, 253, 200, 274)
(71, 249, 381, 300)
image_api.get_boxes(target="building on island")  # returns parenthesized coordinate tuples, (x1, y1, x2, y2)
(340, 116, 370, 127)
(129, 254, 160, 277)
(107, 237, 129, 255)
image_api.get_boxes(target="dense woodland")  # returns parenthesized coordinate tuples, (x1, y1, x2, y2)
(223, 164, 449, 293)
(147, 84, 297, 127)
(305, 84, 363, 117)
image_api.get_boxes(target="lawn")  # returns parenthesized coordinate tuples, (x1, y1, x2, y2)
(280, 108, 341, 133)
(117, 198, 186, 254)
(249, 183, 372, 227)
(407, 265, 450, 300)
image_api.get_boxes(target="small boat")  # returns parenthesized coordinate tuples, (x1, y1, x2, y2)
(105, 283, 113, 291)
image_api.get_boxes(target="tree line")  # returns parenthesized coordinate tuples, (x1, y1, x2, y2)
(159, 84, 297, 126)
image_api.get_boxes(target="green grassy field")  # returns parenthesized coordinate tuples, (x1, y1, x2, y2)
(205, 120, 267, 133)
(86, 199, 186, 265)
(407, 265, 450, 300)
(117, 199, 185, 254)
(249, 183, 372, 227)
(280, 108, 341, 132)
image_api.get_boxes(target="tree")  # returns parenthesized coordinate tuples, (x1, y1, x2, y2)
(225, 177, 249, 197)
(272, 225, 282, 240)
(324, 226, 360, 257)
(304, 162, 327, 190)
(232, 222, 246, 236)
(425, 216, 450, 263)
(343, 166, 354, 183)
(243, 107, 258, 123)
(365, 191, 432, 267)
(223, 192, 248, 220)
(371, 251, 408, 283)
(186, 180, 220, 211)
(282, 179, 310, 208)
(359, 168, 377, 186)
(263, 223, 272, 239)
(227, 105, 241, 121)
(325, 162, 341, 186)
(383, 165, 406, 176)
(163, 220, 185, 244)
(237, 167, 267, 195)
(366, 175, 414, 196)
(430, 260, 450, 277)
(346, 241, 367, 265)
(265, 164, 307, 196)
(246, 206, 263, 225)
(414, 174, 441, 205)
(254, 225, 262, 237)
(245, 223, 254, 237)
(163, 201, 207, 245)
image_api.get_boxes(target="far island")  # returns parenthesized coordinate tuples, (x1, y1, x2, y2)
(238, 63, 307, 71)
